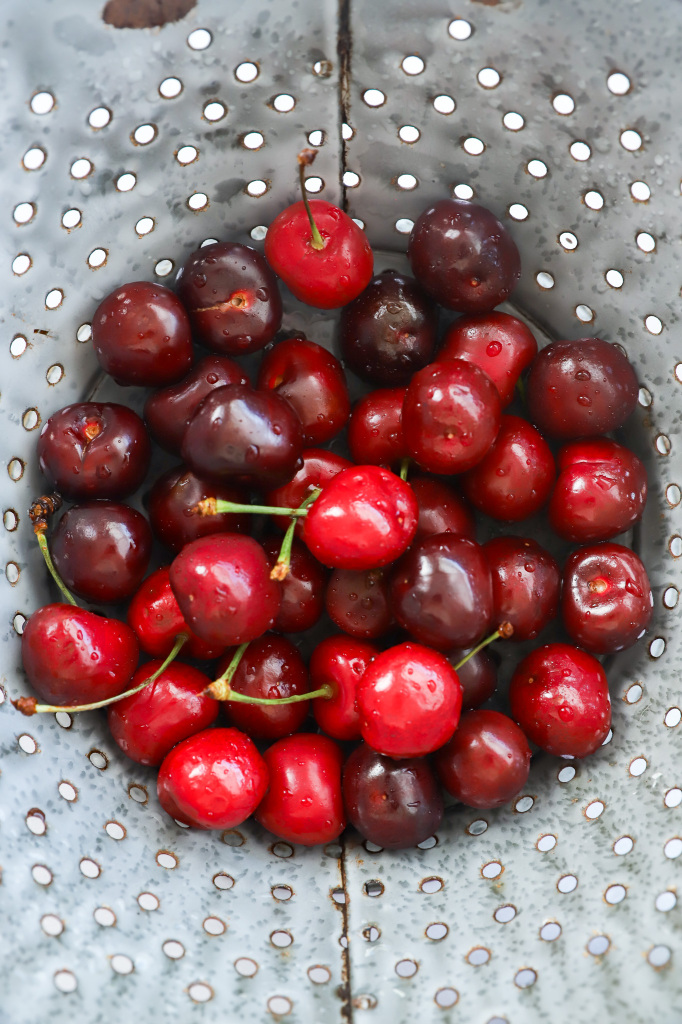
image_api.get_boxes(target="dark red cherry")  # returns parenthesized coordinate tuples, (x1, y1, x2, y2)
(526, 338, 639, 440)
(265, 448, 353, 537)
(357, 641, 463, 758)
(408, 199, 521, 313)
(549, 438, 648, 543)
(389, 534, 493, 651)
(108, 661, 218, 766)
(37, 402, 151, 501)
(509, 643, 611, 758)
(410, 475, 476, 543)
(460, 415, 555, 521)
(325, 567, 394, 639)
(435, 710, 531, 809)
(339, 270, 438, 385)
(51, 501, 152, 604)
(181, 383, 303, 489)
(402, 359, 502, 474)
(144, 354, 249, 455)
(310, 634, 377, 741)
(127, 566, 225, 660)
(562, 543, 653, 654)
(92, 281, 193, 386)
(448, 647, 498, 710)
(255, 733, 346, 845)
(347, 388, 407, 469)
(343, 743, 444, 849)
(484, 536, 561, 642)
(169, 534, 280, 647)
(157, 727, 269, 829)
(262, 536, 326, 633)
(147, 465, 250, 553)
(257, 337, 350, 445)
(438, 311, 537, 406)
(21, 603, 138, 706)
(175, 241, 282, 355)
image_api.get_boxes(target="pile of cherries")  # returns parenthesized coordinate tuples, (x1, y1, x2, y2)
(15, 152, 652, 850)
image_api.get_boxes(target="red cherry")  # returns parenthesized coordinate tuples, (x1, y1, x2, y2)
(108, 661, 218, 766)
(127, 567, 225, 660)
(157, 727, 269, 829)
(356, 642, 462, 758)
(410, 475, 476, 543)
(509, 643, 611, 758)
(262, 536, 326, 633)
(435, 710, 531, 809)
(310, 634, 377, 741)
(325, 567, 394, 639)
(438, 311, 537, 406)
(265, 448, 353, 536)
(484, 536, 561, 642)
(347, 388, 407, 469)
(255, 733, 346, 846)
(147, 465, 250, 553)
(448, 647, 498, 710)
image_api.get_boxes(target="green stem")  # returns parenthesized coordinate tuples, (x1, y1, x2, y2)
(37, 530, 77, 606)
(452, 622, 513, 672)
(226, 683, 334, 706)
(209, 499, 310, 518)
(399, 457, 410, 482)
(298, 153, 325, 251)
(206, 642, 250, 700)
(271, 488, 322, 579)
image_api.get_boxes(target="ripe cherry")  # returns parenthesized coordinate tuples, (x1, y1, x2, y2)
(484, 536, 561, 642)
(435, 710, 531, 809)
(265, 448, 353, 536)
(438, 311, 537, 406)
(410, 475, 476, 543)
(310, 634, 377, 741)
(448, 647, 498, 710)
(262, 535, 326, 633)
(147, 465, 250, 553)
(325, 567, 394, 639)
(127, 566, 225, 660)
(347, 388, 407, 469)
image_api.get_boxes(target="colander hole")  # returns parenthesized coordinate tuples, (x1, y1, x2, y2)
(271, 930, 293, 948)
(3, 509, 19, 530)
(79, 858, 100, 878)
(515, 968, 537, 988)
(605, 884, 626, 904)
(273, 94, 295, 112)
(251, 225, 268, 241)
(156, 851, 178, 869)
(433, 95, 455, 114)
(88, 750, 108, 770)
(395, 958, 418, 977)
(363, 926, 380, 941)
(55, 711, 71, 727)
(558, 766, 576, 782)
(94, 907, 116, 927)
(467, 947, 490, 966)
(235, 61, 258, 82)
(482, 861, 503, 878)
(58, 781, 77, 801)
(40, 913, 63, 937)
(331, 888, 346, 904)
(569, 141, 591, 161)
(162, 940, 185, 959)
(13, 202, 35, 224)
(655, 891, 677, 912)
(176, 146, 198, 165)
(638, 387, 652, 407)
(23, 147, 46, 170)
(87, 249, 107, 269)
(138, 892, 159, 911)
(188, 191, 209, 209)
(234, 958, 259, 977)
(515, 796, 534, 812)
(559, 231, 578, 250)
(402, 55, 425, 75)
(584, 190, 604, 210)
(613, 836, 634, 855)
(620, 129, 642, 151)
(665, 708, 682, 728)
(663, 587, 679, 609)
(537, 834, 557, 852)
(312, 60, 333, 77)
(536, 272, 554, 289)
(631, 180, 651, 201)
(116, 172, 136, 191)
(70, 158, 93, 179)
(664, 788, 682, 808)
(540, 922, 561, 941)
(343, 170, 360, 187)
(243, 131, 264, 149)
(587, 935, 610, 955)
(396, 173, 418, 190)
(111, 954, 134, 975)
(625, 683, 643, 703)
(307, 129, 324, 146)
(426, 922, 448, 940)
(448, 18, 472, 40)
(494, 905, 516, 924)
(105, 821, 125, 840)
(606, 269, 624, 287)
(636, 231, 656, 252)
(664, 838, 682, 859)
(576, 304, 594, 322)
(132, 124, 156, 145)
(528, 160, 548, 178)
(463, 137, 485, 155)
(159, 77, 183, 98)
(18, 734, 37, 754)
(305, 176, 323, 193)
(557, 874, 578, 893)
(399, 125, 420, 143)
(188, 28, 212, 49)
(417, 835, 438, 850)
(342, 122, 354, 140)
(203, 101, 226, 121)
(508, 204, 529, 221)
(364, 839, 383, 853)
(46, 364, 64, 385)
(395, 218, 414, 234)
(30, 90, 55, 114)
(221, 829, 245, 847)
(272, 885, 292, 901)
(12, 254, 31, 275)
(607, 72, 631, 94)
(135, 217, 154, 236)
(467, 818, 488, 835)
(267, 996, 292, 1015)
(629, 757, 648, 776)
(26, 810, 46, 835)
(246, 181, 267, 198)
(6, 561, 20, 584)
(435, 988, 459, 1008)
(203, 917, 226, 935)
(45, 289, 63, 309)
(503, 111, 524, 130)
(308, 965, 331, 984)
(54, 970, 77, 993)
(271, 842, 294, 859)
(553, 93, 575, 114)
(453, 183, 474, 199)
(366, 879, 386, 896)
(647, 946, 671, 968)
(88, 107, 111, 129)
(188, 982, 213, 1002)
(8, 458, 25, 481)
(10, 335, 27, 357)
(478, 67, 501, 88)
(154, 260, 174, 276)
(645, 315, 663, 334)
(649, 638, 666, 657)
(32, 865, 52, 885)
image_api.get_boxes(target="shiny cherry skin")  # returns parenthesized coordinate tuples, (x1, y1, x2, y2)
(175, 241, 282, 354)
(408, 199, 521, 313)
(402, 359, 502, 474)
(257, 337, 350, 445)
(527, 338, 639, 440)
(265, 448, 353, 536)
(549, 438, 648, 543)
(562, 543, 653, 654)
(339, 270, 438, 385)
(92, 281, 193, 386)
(51, 501, 152, 604)
(181, 383, 303, 489)
(303, 465, 418, 570)
(255, 733, 346, 846)
(438, 311, 537, 406)
(310, 634, 377, 741)
(357, 641, 463, 758)
(509, 643, 611, 758)
(262, 536, 326, 633)
(484, 536, 561, 642)
(169, 533, 280, 647)
(217, 634, 310, 740)
(347, 388, 407, 469)
(144, 354, 249, 455)
(410, 475, 476, 543)
(448, 647, 498, 710)
(147, 465, 250, 553)
(108, 661, 218, 766)
(265, 198, 373, 309)
(435, 710, 531, 809)
(343, 743, 443, 849)
(389, 534, 493, 651)
(127, 566, 225, 660)
(37, 402, 151, 501)
(325, 567, 394, 639)
(461, 415, 555, 521)
(21, 603, 138, 705)
(157, 727, 269, 829)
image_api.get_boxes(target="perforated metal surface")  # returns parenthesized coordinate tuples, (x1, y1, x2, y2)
(1, 2, 681, 1022)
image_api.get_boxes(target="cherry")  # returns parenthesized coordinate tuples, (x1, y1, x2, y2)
(144, 354, 249, 455)
(157, 727, 269, 829)
(549, 438, 648, 543)
(302, 465, 418, 569)
(438, 311, 537, 406)
(347, 388, 407, 469)
(127, 566, 225, 660)
(435, 710, 531, 809)
(408, 199, 521, 312)
(526, 338, 639, 440)
(181, 383, 304, 489)
(325, 567, 394, 639)
(356, 641, 462, 758)
(410, 475, 476, 543)
(51, 501, 152, 604)
(389, 534, 493, 650)
(169, 533, 281, 646)
(37, 402, 151, 501)
(175, 241, 282, 355)
(257, 337, 350, 445)
(264, 149, 373, 309)
(265, 448, 353, 536)
(147, 465, 250, 553)
(92, 281, 193, 387)
(562, 543, 653, 654)
(460, 415, 555, 521)
(216, 634, 310, 740)
(343, 743, 443, 849)
(310, 634, 377, 741)
(262, 535, 326, 633)
(509, 643, 611, 758)
(448, 647, 497, 710)
(108, 661, 218, 766)
(339, 270, 437, 385)
(484, 536, 561, 642)
(402, 359, 502, 474)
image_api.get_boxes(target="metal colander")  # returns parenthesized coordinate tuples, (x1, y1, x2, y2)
(1, 2, 681, 1021)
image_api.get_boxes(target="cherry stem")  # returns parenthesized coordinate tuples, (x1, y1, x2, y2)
(227, 684, 334, 707)
(399, 457, 411, 482)
(271, 488, 322, 580)
(206, 641, 250, 700)
(452, 622, 514, 672)
(297, 148, 325, 251)
(194, 497, 312, 519)
(36, 529, 78, 607)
